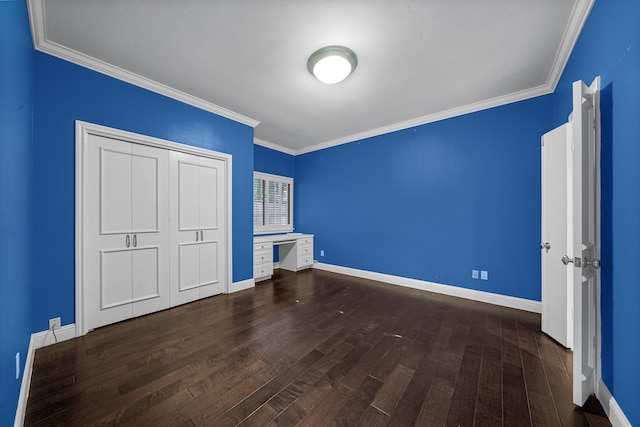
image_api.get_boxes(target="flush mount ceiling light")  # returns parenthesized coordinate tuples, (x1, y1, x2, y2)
(307, 45, 358, 84)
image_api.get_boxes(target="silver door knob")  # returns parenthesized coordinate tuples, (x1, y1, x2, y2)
(584, 257, 601, 269)
(541, 242, 551, 250)
(561, 255, 573, 265)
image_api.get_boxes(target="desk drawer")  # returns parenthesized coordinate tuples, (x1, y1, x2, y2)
(297, 254, 313, 268)
(298, 237, 313, 246)
(254, 251, 272, 265)
(254, 264, 273, 279)
(254, 243, 272, 252)
(297, 243, 313, 257)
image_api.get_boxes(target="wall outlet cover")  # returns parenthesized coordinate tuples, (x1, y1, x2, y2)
(481, 270, 488, 280)
(49, 317, 61, 330)
(472, 270, 479, 279)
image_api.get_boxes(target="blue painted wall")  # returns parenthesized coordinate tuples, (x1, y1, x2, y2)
(30, 53, 255, 331)
(553, 2, 640, 424)
(296, 96, 554, 301)
(254, 144, 295, 178)
(2, 7, 254, 421)
(0, 2, 34, 424)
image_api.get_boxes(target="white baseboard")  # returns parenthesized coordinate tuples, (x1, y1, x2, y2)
(597, 379, 632, 427)
(313, 262, 541, 313)
(228, 278, 255, 293)
(14, 324, 76, 427)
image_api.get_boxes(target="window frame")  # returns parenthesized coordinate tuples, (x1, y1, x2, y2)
(253, 171, 294, 235)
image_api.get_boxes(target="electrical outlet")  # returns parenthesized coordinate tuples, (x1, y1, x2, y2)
(49, 317, 61, 330)
(472, 270, 479, 279)
(320, 250, 325, 257)
(481, 270, 488, 280)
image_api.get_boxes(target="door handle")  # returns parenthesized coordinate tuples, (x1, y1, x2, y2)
(541, 242, 551, 250)
(200, 230, 203, 241)
(584, 257, 601, 269)
(561, 255, 573, 265)
(126, 234, 130, 248)
(196, 231, 199, 242)
(133, 234, 137, 248)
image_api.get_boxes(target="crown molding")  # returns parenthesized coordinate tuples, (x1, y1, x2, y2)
(545, 0, 595, 92)
(27, 0, 259, 129)
(295, 84, 551, 155)
(253, 138, 296, 156)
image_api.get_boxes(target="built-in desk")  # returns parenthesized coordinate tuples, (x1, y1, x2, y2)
(253, 233, 314, 281)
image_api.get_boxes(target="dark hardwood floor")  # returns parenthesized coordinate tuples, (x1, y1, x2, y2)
(26, 269, 611, 426)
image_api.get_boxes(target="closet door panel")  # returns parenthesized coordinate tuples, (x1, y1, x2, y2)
(174, 242, 200, 304)
(131, 145, 170, 315)
(132, 248, 159, 300)
(100, 144, 132, 234)
(199, 240, 222, 297)
(93, 248, 133, 328)
(101, 249, 133, 308)
(131, 150, 159, 233)
(199, 157, 226, 298)
(171, 152, 199, 305)
(178, 159, 200, 231)
(199, 160, 219, 230)
(132, 246, 164, 316)
(178, 243, 200, 291)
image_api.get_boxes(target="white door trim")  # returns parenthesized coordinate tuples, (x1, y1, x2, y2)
(570, 77, 602, 406)
(75, 120, 233, 336)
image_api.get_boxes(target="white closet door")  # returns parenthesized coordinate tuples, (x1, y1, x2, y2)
(85, 136, 133, 328)
(170, 152, 226, 305)
(198, 157, 225, 297)
(84, 135, 169, 330)
(171, 152, 202, 305)
(130, 144, 170, 317)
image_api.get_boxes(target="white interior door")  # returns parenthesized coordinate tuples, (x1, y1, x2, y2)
(541, 123, 573, 348)
(130, 144, 170, 317)
(170, 152, 226, 306)
(197, 156, 225, 298)
(84, 135, 169, 331)
(570, 77, 601, 406)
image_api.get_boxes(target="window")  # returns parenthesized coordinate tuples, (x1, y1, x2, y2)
(254, 172, 293, 234)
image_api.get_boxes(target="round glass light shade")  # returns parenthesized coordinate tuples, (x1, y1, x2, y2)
(307, 46, 357, 84)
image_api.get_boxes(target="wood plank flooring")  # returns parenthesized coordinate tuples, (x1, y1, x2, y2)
(25, 269, 611, 426)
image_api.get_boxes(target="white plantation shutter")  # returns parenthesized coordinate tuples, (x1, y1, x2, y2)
(281, 183, 290, 225)
(253, 177, 265, 227)
(254, 172, 293, 233)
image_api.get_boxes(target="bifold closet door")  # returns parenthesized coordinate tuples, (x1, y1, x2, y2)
(170, 151, 226, 306)
(84, 135, 169, 330)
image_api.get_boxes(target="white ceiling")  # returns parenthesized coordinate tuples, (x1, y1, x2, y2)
(28, 0, 593, 154)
